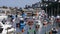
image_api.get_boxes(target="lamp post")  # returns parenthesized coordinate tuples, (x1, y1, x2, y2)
(41, 4, 43, 9)
(57, 1, 60, 15)
(51, 5, 53, 16)
(45, 4, 48, 14)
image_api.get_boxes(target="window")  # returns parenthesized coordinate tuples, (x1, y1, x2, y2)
(44, 0, 48, 1)
(7, 11, 10, 13)
(16, 23, 20, 28)
(55, 0, 57, 1)
(49, 0, 51, 1)
(59, 0, 60, 2)
(0, 10, 5, 13)
(20, 20, 24, 23)
(27, 12, 32, 16)
(49, 0, 57, 2)
(2, 11, 5, 13)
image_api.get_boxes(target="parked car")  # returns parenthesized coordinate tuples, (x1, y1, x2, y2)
(0, 22, 15, 34)
(35, 20, 43, 30)
(20, 18, 26, 32)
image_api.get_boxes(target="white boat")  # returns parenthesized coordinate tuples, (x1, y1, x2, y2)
(0, 21, 15, 34)
(0, 15, 15, 34)
(0, 15, 7, 21)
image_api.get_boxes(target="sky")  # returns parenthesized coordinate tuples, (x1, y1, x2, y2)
(0, 0, 41, 8)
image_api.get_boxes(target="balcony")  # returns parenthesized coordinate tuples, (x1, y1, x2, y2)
(42, 0, 58, 3)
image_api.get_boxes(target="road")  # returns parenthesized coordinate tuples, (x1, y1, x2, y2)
(1, 18, 60, 34)
(18, 23, 52, 34)
(22, 23, 60, 34)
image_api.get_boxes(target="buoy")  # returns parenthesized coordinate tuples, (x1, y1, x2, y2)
(22, 29, 24, 32)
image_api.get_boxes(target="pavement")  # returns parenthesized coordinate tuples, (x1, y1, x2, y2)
(14, 23, 52, 34)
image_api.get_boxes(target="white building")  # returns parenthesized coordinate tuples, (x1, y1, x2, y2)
(0, 7, 18, 15)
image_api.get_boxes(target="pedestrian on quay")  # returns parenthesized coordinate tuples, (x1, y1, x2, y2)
(49, 28, 58, 34)
(2, 18, 6, 24)
(27, 27, 35, 34)
(34, 20, 43, 34)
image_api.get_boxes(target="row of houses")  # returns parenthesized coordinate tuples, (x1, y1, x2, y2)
(0, 6, 43, 17)
(0, 7, 17, 15)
